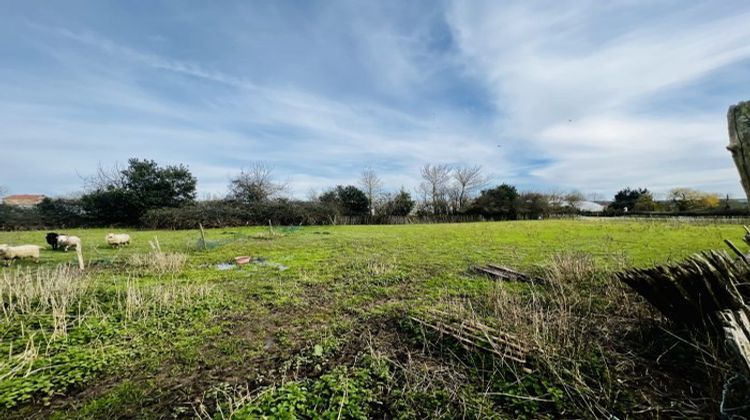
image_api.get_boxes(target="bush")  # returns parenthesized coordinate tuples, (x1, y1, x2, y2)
(377, 189, 415, 216)
(140, 200, 337, 229)
(467, 184, 519, 219)
(37, 198, 88, 228)
(0, 205, 42, 231)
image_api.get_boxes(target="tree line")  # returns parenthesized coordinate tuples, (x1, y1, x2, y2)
(608, 187, 734, 213)
(0, 159, 742, 230)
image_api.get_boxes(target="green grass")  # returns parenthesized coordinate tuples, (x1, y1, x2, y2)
(0, 219, 746, 418)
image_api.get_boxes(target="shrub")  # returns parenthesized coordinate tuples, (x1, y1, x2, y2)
(141, 200, 336, 229)
(0, 205, 42, 231)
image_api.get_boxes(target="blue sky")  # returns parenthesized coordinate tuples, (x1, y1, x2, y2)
(2, 0, 750, 200)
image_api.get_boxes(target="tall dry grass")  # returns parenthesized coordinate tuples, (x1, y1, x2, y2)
(0, 265, 91, 337)
(126, 251, 187, 275)
(126, 236, 188, 276)
(405, 251, 706, 417)
(119, 280, 214, 321)
(0, 262, 215, 386)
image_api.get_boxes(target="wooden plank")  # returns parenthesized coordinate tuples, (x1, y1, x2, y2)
(409, 315, 528, 364)
(471, 264, 543, 284)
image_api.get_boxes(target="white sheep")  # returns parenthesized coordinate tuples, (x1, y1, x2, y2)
(56, 235, 81, 252)
(0, 244, 41, 264)
(106, 233, 131, 247)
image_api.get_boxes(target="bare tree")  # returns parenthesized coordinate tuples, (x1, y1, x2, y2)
(306, 188, 319, 202)
(546, 189, 566, 209)
(229, 162, 287, 203)
(80, 161, 127, 192)
(565, 190, 586, 210)
(359, 167, 383, 215)
(586, 192, 604, 203)
(453, 165, 488, 211)
(420, 163, 452, 215)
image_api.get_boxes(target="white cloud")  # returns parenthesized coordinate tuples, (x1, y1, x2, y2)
(3, 2, 750, 200)
(447, 0, 750, 195)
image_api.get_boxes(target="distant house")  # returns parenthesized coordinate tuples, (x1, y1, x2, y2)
(560, 199, 605, 213)
(2, 194, 46, 208)
(574, 200, 604, 213)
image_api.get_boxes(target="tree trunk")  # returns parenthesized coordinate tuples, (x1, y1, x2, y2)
(727, 100, 750, 207)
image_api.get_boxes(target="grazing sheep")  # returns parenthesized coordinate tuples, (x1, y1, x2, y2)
(46, 232, 63, 250)
(56, 235, 81, 252)
(106, 233, 131, 247)
(0, 244, 41, 264)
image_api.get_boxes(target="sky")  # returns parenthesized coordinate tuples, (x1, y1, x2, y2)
(2, 0, 750, 200)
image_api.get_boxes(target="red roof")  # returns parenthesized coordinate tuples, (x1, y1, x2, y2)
(3, 195, 46, 206)
(4, 194, 45, 200)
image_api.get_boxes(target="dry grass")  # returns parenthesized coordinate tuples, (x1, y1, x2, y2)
(398, 251, 720, 417)
(120, 280, 214, 321)
(125, 236, 188, 276)
(126, 251, 187, 275)
(0, 265, 90, 336)
(0, 261, 214, 385)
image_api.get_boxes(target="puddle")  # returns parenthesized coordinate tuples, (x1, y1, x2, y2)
(257, 260, 289, 271)
(215, 258, 288, 271)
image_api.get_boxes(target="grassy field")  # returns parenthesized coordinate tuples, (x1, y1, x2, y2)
(0, 219, 746, 418)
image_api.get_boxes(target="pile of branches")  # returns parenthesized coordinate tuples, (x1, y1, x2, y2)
(409, 309, 531, 365)
(617, 250, 750, 414)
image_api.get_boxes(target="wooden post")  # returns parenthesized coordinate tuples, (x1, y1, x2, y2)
(198, 223, 207, 251)
(75, 244, 85, 271)
(268, 219, 274, 236)
(727, 100, 750, 208)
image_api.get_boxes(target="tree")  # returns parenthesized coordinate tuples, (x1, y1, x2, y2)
(337, 185, 369, 216)
(122, 159, 196, 209)
(81, 158, 197, 225)
(468, 184, 519, 219)
(453, 165, 488, 211)
(37, 197, 86, 227)
(419, 164, 452, 215)
(668, 188, 720, 211)
(564, 190, 585, 210)
(229, 162, 286, 204)
(319, 185, 369, 216)
(699, 193, 720, 209)
(80, 188, 142, 225)
(609, 188, 649, 212)
(378, 189, 415, 216)
(359, 167, 383, 215)
(516, 192, 549, 219)
(632, 192, 657, 212)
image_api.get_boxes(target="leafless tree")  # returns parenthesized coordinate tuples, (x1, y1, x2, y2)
(229, 162, 287, 203)
(452, 165, 488, 211)
(586, 192, 604, 202)
(546, 189, 567, 209)
(565, 190, 586, 209)
(80, 161, 126, 192)
(306, 188, 319, 202)
(420, 163, 452, 215)
(359, 167, 383, 215)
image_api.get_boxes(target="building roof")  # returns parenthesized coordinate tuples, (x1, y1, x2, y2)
(4, 194, 46, 200)
(2, 194, 46, 206)
(574, 200, 605, 212)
